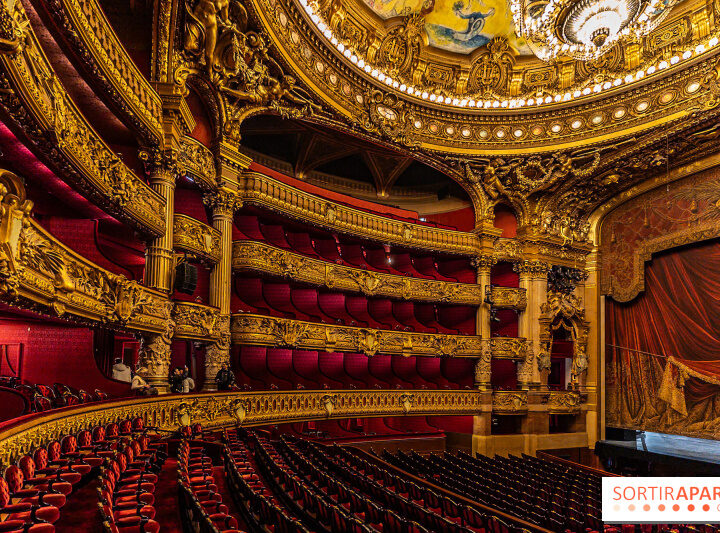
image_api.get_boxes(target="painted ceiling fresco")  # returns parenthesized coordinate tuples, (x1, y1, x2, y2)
(361, 0, 532, 55)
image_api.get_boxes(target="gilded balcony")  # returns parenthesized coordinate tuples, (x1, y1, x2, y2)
(485, 285, 527, 311)
(488, 337, 528, 360)
(230, 314, 483, 358)
(232, 241, 483, 305)
(546, 391, 585, 414)
(237, 171, 480, 256)
(179, 137, 217, 190)
(41, 0, 164, 144)
(492, 391, 529, 414)
(173, 215, 221, 263)
(172, 302, 221, 341)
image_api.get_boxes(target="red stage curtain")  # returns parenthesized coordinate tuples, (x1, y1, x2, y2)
(607, 239, 720, 436)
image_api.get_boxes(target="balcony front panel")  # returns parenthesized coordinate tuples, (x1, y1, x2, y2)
(488, 337, 528, 360)
(233, 241, 483, 305)
(174, 214, 221, 263)
(231, 314, 482, 357)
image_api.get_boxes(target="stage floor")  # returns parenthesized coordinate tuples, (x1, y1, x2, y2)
(600, 431, 720, 466)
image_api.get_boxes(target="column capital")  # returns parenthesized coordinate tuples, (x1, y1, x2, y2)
(139, 146, 180, 185)
(136, 316, 175, 393)
(203, 188, 243, 218)
(471, 254, 497, 274)
(513, 259, 551, 277)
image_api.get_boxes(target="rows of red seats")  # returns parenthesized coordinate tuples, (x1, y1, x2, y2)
(283, 435, 531, 533)
(233, 214, 474, 283)
(222, 429, 309, 532)
(177, 440, 241, 532)
(235, 278, 475, 334)
(232, 347, 475, 391)
(0, 377, 107, 413)
(0, 417, 162, 533)
(97, 430, 168, 533)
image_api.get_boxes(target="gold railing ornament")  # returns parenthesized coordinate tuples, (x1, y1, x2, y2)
(546, 391, 585, 414)
(232, 241, 483, 305)
(173, 214, 221, 263)
(485, 285, 527, 311)
(231, 314, 483, 358)
(492, 391, 529, 414)
(487, 337, 529, 360)
(172, 301, 220, 341)
(0, 389, 488, 468)
(237, 172, 480, 256)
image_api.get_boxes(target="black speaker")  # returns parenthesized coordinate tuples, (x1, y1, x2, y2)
(174, 262, 198, 294)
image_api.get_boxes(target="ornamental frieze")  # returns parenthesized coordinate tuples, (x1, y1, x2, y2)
(0, 389, 486, 468)
(0, 169, 170, 335)
(232, 241, 483, 305)
(0, 0, 165, 236)
(485, 286, 527, 311)
(492, 391, 529, 414)
(173, 214, 221, 263)
(488, 337, 529, 360)
(237, 171, 479, 256)
(230, 314, 483, 358)
(38, 0, 164, 145)
(172, 301, 220, 341)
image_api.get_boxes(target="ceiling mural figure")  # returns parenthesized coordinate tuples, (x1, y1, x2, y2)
(362, 0, 531, 54)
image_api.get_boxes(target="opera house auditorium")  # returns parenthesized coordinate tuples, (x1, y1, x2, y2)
(0, 0, 719, 531)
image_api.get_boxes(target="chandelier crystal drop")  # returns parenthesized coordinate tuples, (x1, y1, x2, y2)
(512, 0, 676, 61)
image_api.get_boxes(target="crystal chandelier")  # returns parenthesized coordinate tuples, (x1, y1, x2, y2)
(511, 0, 676, 61)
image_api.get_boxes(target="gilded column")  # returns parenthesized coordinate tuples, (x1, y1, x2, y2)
(203, 189, 241, 389)
(143, 151, 177, 292)
(472, 255, 495, 390)
(516, 260, 549, 389)
(583, 249, 601, 444)
(136, 303, 175, 393)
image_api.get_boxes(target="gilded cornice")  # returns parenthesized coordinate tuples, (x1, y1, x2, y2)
(173, 214, 221, 264)
(0, 169, 170, 334)
(485, 286, 527, 311)
(230, 313, 483, 358)
(492, 390, 529, 414)
(0, 0, 165, 237)
(0, 389, 487, 468)
(178, 136, 217, 190)
(249, 0, 720, 155)
(39, 0, 164, 145)
(172, 301, 220, 341)
(238, 171, 480, 256)
(232, 240, 483, 305)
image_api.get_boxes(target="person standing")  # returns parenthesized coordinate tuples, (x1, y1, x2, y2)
(215, 363, 236, 391)
(112, 358, 132, 382)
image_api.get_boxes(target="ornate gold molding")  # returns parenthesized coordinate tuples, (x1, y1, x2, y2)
(230, 314, 482, 358)
(493, 238, 524, 262)
(252, 0, 720, 154)
(178, 136, 217, 191)
(0, 170, 170, 334)
(0, 389, 486, 468)
(485, 286, 527, 311)
(488, 337, 529, 360)
(492, 391, 529, 414)
(232, 241, 483, 305)
(172, 301, 220, 341)
(40, 0, 164, 144)
(0, 0, 165, 236)
(546, 391, 586, 414)
(173, 214, 221, 264)
(238, 171, 479, 256)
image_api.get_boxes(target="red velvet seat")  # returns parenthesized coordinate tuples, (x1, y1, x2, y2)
(4, 467, 65, 509)
(0, 478, 60, 525)
(17, 457, 72, 497)
(101, 504, 160, 533)
(0, 521, 54, 533)
(32, 449, 80, 486)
